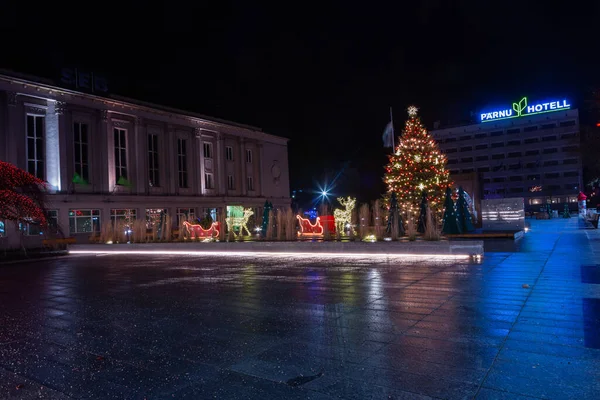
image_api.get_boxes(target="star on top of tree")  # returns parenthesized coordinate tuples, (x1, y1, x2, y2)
(407, 105, 419, 117)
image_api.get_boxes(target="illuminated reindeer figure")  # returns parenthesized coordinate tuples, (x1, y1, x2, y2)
(333, 196, 356, 235)
(226, 208, 254, 237)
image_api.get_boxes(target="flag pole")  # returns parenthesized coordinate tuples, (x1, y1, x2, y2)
(390, 106, 394, 150)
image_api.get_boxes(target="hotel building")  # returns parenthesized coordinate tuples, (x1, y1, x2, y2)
(0, 71, 290, 248)
(430, 97, 582, 210)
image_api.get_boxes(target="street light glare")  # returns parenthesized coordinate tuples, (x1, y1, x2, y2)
(322, 190, 328, 196)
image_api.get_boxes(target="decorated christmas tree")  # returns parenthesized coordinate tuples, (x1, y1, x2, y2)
(456, 187, 475, 232)
(442, 187, 461, 234)
(384, 106, 451, 217)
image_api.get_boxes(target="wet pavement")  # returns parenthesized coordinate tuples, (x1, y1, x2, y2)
(1, 218, 599, 399)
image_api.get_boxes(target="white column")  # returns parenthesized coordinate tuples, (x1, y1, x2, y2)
(216, 133, 226, 195)
(5, 91, 20, 166)
(195, 128, 205, 195)
(135, 117, 146, 194)
(45, 102, 61, 192)
(258, 143, 265, 197)
(240, 138, 247, 195)
(100, 110, 113, 193)
(166, 125, 176, 194)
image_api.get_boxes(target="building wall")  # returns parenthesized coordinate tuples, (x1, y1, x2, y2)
(431, 109, 582, 210)
(0, 73, 290, 248)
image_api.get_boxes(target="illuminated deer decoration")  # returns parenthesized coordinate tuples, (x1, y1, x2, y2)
(226, 208, 254, 237)
(333, 196, 356, 235)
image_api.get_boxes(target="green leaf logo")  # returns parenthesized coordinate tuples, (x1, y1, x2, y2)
(512, 97, 528, 116)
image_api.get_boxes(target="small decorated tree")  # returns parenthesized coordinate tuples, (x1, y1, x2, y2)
(442, 187, 461, 234)
(562, 204, 571, 218)
(417, 191, 428, 233)
(386, 192, 405, 238)
(456, 187, 475, 232)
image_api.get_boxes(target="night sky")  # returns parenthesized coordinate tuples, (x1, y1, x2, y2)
(3, 1, 599, 203)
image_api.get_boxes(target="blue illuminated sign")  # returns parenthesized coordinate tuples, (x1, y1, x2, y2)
(480, 97, 570, 123)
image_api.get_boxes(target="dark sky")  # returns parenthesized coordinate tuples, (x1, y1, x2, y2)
(3, 1, 599, 202)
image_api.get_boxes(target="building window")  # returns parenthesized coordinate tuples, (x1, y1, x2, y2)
(563, 171, 579, 177)
(560, 133, 577, 140)
(527, 174, 541, 181)
(491, 142, 504, 148)
(227, 175, 235, 190)
(20, 210, 59, 236)
(205, 172, 214, 189)
(525, 163, 537, 169)
(148, 134, 159, 187)
(474, 133, 487, 139)
(542, 136, 557, 142)
(114, 128, 127, 182)
(543, 160, 559, 166)
(478, 167, 490, 172)
(508, 152, 521, 158)
(543, 148, 558, 154)
(559, 120, 576, 127)
(459, 135, 471, 141)
(490, 131, 504, 137)
(110, 209, 136, 227)
(449, 170, 460, 175)
(460, 157, 473, 163)
(247, 176, 254, 191)
(446, 148, 457, 153)
(246, 149, 253, 163)
(177, 138, 188, 188)
(445, 138, 456, 143)
(493, 177, 505, 182)
(525, 150, 539, 156)
(226, 146, 234, 161)
(507, 140, 520, 146)
(475, 144, 488, 150)
(541, 123, 556, 129)
(69, 209, 101, 234)
(545, 173, 560, 179)
(483, 178, 491, 183)
(524, 138, 539, 144)
(460, 146, 472, 152)
(26, 115, 45, 179)
(462, 168, 473, 173)
(509, 176, 523, 181)
(176, 208, 195, 225)
(506, 128, 520, 134)
(203, 142, 213, 159)
(524, 126, 538, 132)
(447, 159, 457, 164)
(73, 122, 89, 183)
(475, 156, 488, 161)
(562, 145, 578, 152)
(508, 164, 520, 170)
(563, 159, 578, 165)
(491, 154, 505, 160)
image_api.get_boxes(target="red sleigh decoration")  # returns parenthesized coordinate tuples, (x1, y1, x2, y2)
(182, 221, 220, 239)
(296, 215, 336, 237)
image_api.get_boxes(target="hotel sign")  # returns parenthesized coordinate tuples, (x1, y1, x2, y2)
(480, 97, 570, 123)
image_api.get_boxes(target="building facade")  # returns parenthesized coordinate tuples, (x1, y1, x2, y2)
(430, 98, 582, 211)
(0, 72, 290, 247)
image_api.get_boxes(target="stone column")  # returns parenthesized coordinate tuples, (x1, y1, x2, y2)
(216, 132, 226, 195)
(99, 110, 111, 193)
(135, 117, 146, 194)
(166, 125, 176, 194)
(195, 128, 205, 195)
(45, 102, 61, 192)
(258, 143, 265, 197)
(55, 101, 69, 193)
(5, 91, 19, 166)
(239, 137, 247, 195)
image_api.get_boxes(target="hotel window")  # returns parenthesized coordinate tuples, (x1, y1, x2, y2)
(507, 140, 520, 146)
(69, 209, 101, 234)
(560, 133, 577, 140)
(474, 133, 487, 139)
(563, 159, 578, 165)
(20, 210, 58, 236)
(508, 152, 521, 158)
(176, 208, 195, 225)
(525, 162, 537, 169)
(226, 146, 234, 161)
(510, 187, 524, 193)
(543, 148, 558, 154)
(491, 154, 505, 160)
(475, 156, 488, 161)
(447, 159, 457, 165)
(564, 171, 578, 177)
(111, 209, 136, 225)
(459, 135, 471, 141)
(445, 138, 456, 143)
(493, 177, 505, 182)
(544, 160, 559, 166)
(562, 145, 578, 152)
(246, 149, 253, 163)
(509, 176, 523, 181)
(559, 120, 576, 127)
(482, 178, 491, 183)
(177, 138, 188, 188)
(525, 150, 539, 156)
(148, 134, 159, 187)
(114, 128, 127, 182)
(527, 174, 540, 181)
(506, 128, 520, 134)
(524, 138, 539, 144)
(204, 172, 214, 189)
(475, 144, 488, 150)
(497, 189, 506, 194)
(462, 168, 473, 173)
(460, 146, 472, 152)
(26, 115, 45, 179)
(460, 157, 473, 163)
(490, 131, 503, 136)
(508, 164, 520, 170)
(491, 142, 504, 148)
(446, 148, 457, 153)
(545, 173, 560, 179)
(227, 175, 235, 190)
(524, 126, 538, 132)
(73, 122, 89, 182)
(449, 169, 459, 175)
(547, 184, 560, 190)
(542, 136, 557, 142)
(203, 142, 213, 159)
(478, 167, 490, 172)
(541, 123, 556, 129)
(247, 176, 254, 191)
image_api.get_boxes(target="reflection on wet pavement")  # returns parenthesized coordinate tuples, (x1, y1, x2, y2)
(0, 218, 599, 399)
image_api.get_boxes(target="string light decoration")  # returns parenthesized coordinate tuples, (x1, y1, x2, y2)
(0, 161, 48, 226)
(384, 106, 451, 217)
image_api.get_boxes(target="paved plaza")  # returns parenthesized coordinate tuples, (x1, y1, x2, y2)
(1, 218, 599, 399)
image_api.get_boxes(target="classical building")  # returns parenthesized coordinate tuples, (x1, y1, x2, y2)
(0, 70, 290, 247)
(430, 96, 582, 211)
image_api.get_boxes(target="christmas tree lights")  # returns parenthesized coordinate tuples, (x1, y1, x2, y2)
(0, 161, 48, 226)
(384, 107, 451, 217)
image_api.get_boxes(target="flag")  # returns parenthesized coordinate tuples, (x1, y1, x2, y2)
(382, 121, 394, 148)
